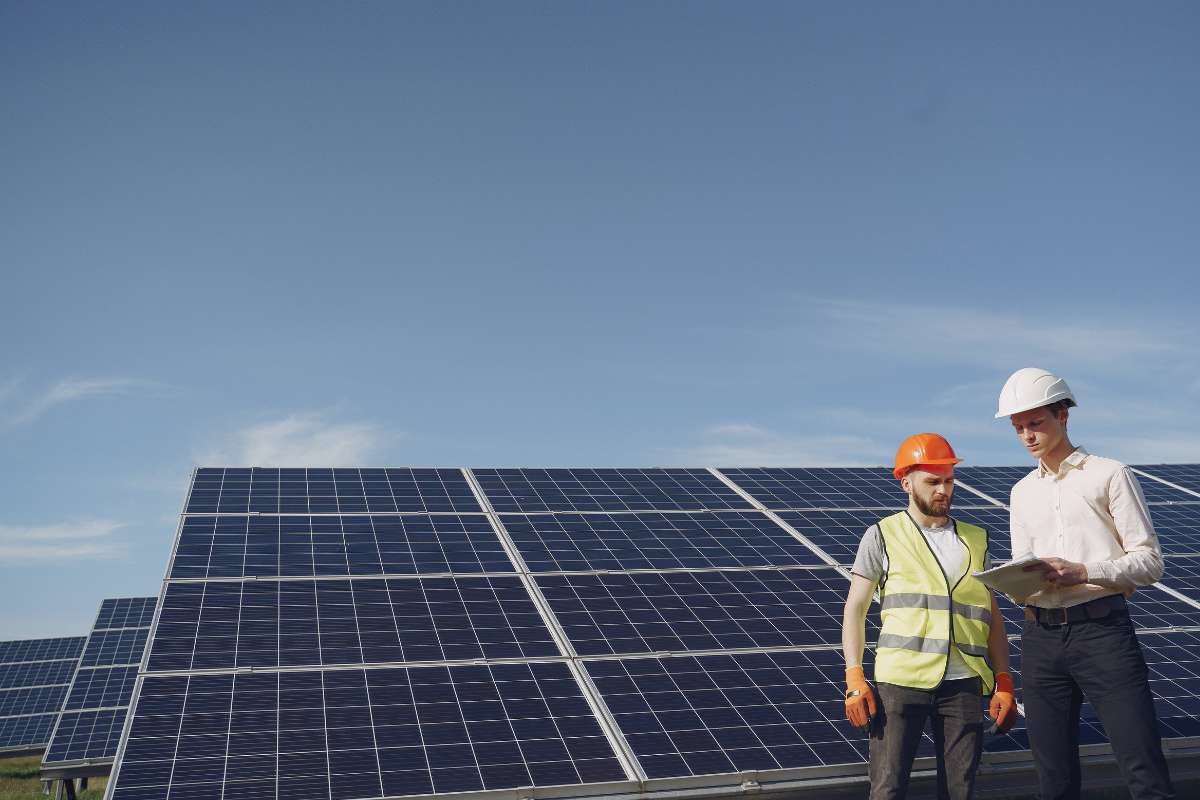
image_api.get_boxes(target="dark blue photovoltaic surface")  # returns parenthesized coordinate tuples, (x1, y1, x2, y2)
(952, 466, 1034, 503)
(537, 568, 869, 656)
(186, 467, 482, 514)
(80, 629, 150, 668)
(0, 659, 77, 690)
(0, 713, 58, 751)
(148, 576, 559, 672)
(1148, 506, 1200, 556)
(719, 467, 912, 510)
(587, 650, 873, 777)
(96, 598, 158, 631)
(502, 511, 825, 572)
(1136, 464, 1200, 499)
(0, 638, 85, 665)
(43, 709, 127, 764)
(1160, 557, 1200, 604)
(0, 685, 69, 717)
(111, 663, 626, 800)
(170, 514, 512, 579)
(474, 468, 750, 513)
(776, 508, 1013, 566)
(65, 667, 139, 711)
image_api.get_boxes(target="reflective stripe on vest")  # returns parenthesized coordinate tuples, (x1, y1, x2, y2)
(874, 511, 996, 692)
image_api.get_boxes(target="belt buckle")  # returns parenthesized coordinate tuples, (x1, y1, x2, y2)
(1043, 606, 1068, 627)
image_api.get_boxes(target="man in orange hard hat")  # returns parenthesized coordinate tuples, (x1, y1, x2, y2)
(842, 433, 1015, 800)
(996, 368, 1173, 800)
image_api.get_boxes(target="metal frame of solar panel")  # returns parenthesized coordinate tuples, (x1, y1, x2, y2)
(42, 598, 157, 780)
(0, 636, 85, 756)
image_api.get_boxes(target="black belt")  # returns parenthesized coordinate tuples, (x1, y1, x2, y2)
(1025, 594, 1127, 627)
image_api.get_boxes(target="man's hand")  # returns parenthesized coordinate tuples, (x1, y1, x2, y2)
(845, 666, 877, 733)
(988, 672, 1017, 734)
(1022, 557, 1088, 587)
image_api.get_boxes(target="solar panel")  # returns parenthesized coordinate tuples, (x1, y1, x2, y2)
(0, 636, 84, 754)
(0, 637, 85, 665)
(43, 597, 157, 772)
(501, 511, 827, 572)
(1136, 464, 1200, 499)
(473, 468, 750, 513)
(952, 466, 1032, 504)
(79, 629, 149, 668)
(186, 467, 482, 514)
(1148, 506, 1200, 556)
(718, 467, 911, 509)
(1160, 557, 1200, 605)
(96, 598, 158, 630)
(170, 514, 513, 579)
(536, 568, 868, 656)
(586, 649, 870, 777)
(112, 663, 628, 800)
(147, 576, 560, 672)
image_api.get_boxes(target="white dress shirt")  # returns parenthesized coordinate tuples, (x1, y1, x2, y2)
(1009, 447, 1164, 608)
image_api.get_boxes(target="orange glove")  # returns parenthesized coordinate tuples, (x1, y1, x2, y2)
(989, 672, 1017, 734)
(844, 666, 877, 732)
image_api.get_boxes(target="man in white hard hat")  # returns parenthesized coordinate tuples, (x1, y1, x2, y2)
(995, 367, 1173, 800)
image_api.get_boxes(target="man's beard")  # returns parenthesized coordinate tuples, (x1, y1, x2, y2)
(914, 492, 952, 518)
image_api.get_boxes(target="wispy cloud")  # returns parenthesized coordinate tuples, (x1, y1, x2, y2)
(805, 298, 1189, 369)
(664, 422, 885, 467)
(0, 519, 127, 562)
(2, 377, 160, 427)
(199, 412, 393, 466)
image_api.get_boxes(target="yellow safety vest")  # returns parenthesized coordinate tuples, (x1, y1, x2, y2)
(874, 511, 995, 693)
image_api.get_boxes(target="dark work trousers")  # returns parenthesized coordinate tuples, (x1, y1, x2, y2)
(868, 677, 983, 800)
(1022, 608, 1174, 800)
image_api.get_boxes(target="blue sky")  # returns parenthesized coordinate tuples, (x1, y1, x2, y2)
(2, 2, 1198, 638)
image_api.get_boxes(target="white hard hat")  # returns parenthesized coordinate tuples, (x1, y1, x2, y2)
(995, 367, 1077, 418)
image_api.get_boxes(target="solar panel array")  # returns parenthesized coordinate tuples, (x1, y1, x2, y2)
(42, 598, 156, 773)
(104, 464, 1200, 800)
(0, 636, 85, 754)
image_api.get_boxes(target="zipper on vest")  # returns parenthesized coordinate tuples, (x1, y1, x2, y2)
(905, 510, 958, 687)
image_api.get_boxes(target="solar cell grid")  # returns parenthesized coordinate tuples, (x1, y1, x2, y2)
(0, 713, 58, 752)
(0, 685, 69, 717)
(587, 649, 875, 778)
(1137, 464, 1200, 498)
(148, 576, 560, 672)
(43, 709, 127, 764)
(187, 467, 482, 514)
(0, 637, 85, 665)
(0, 659, 77, 690)
(1148, 506, 1200, 556)
(96, 598, 158, 630)
(538, 568, 868, 656)
(171, 514, 513, 580)
(718, 467, 912, 510)
(951, 467, 1031, 504)
(502, 511, 826, 573)
(80, 629, 150, 668)
(110, 662, 627, 800)
(1160, 557, 1200, 605)
(473, 468, 749, 513)
(65, 667, 139, 711)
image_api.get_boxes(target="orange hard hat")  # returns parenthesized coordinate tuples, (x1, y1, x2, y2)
(893, 433, 962, 480)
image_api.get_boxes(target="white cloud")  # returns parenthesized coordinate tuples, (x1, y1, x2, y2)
(2, 377, 159, 427)
(199, 412, 392, 467)
(665, 422, 885, 467)
(805, 298, 1188, 369)
(0, 519, 127, 562)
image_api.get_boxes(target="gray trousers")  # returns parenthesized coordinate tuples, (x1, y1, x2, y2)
(868, 678, 983, 800)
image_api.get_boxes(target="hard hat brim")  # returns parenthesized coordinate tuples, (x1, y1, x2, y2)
(994, 397, 1077, 419)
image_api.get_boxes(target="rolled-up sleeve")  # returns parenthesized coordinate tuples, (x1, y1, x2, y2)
(1085, 467, 1164, 591)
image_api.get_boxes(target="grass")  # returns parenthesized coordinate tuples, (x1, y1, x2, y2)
(0, 757, 106, 800)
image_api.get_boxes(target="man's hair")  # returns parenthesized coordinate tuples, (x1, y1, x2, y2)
(1041, 400, 1070, 417)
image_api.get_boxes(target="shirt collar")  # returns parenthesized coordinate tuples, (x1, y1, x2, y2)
(1038, 446, 1090, 477)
